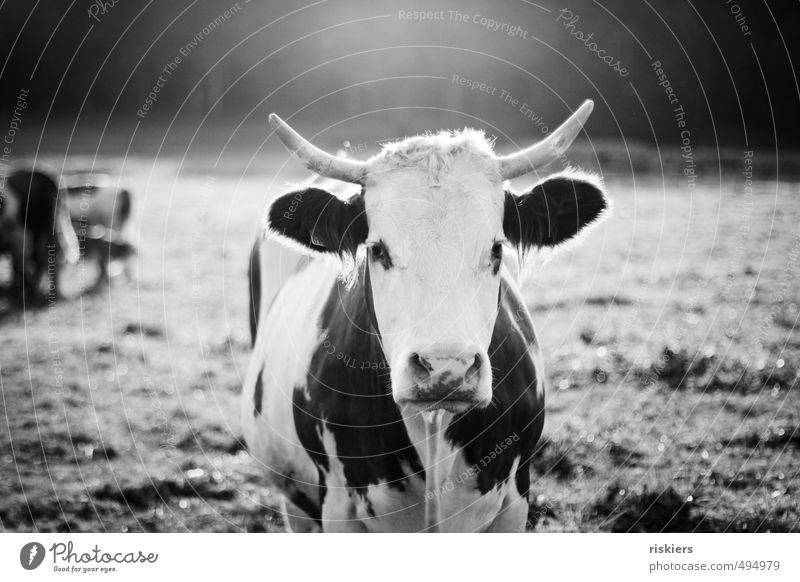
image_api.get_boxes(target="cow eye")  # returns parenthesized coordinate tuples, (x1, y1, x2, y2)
(369, 241, 392, 269)
(491, 242, 503, 259)
(490, 242, 503, 274)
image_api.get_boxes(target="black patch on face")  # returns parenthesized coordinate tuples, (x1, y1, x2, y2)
(253, 370, 264, 417)
(294, 267, 424, 499)
(267, 188, 368, 257)
(504, 174, 607, 249)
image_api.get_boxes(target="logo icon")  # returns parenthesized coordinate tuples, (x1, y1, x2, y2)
(20, 542, 46, 570)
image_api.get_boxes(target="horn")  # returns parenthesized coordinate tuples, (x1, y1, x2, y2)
(497, 100, 594, 180)
(269, 114, 367, 184)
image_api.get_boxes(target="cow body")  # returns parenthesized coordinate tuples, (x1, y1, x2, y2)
(244, 237, 544, 532)
(0, 167, 78, 303)
(243, 104, 607, 532)
(63, 174, 135, 287)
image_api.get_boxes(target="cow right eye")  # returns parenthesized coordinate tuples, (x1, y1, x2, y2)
(369, 241, 392, 269)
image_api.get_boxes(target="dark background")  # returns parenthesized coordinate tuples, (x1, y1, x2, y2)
(0, 0, 797, 156)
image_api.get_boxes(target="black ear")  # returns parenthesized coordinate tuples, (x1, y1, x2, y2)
(267, 187, 368, 256)
(504, 172, 608, 249)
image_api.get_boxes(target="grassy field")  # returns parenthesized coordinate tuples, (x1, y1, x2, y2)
(1, 152, 798, 532)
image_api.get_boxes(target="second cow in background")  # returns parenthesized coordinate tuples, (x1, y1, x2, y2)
(0, 165, 79, 304)
(63, 174, 136, 290)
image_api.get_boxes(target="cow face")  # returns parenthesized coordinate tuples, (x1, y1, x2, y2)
(266, 104, 607, 413)
(360, 141, 504, 413)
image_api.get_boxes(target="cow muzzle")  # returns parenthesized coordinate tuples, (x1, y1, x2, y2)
(394, 344, 491, 413)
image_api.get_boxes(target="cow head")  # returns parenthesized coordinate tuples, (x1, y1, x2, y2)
(266, 101, 608, 414)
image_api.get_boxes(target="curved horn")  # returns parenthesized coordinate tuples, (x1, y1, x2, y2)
(269, 114, 367, 184)
(497, 100, 594, 180)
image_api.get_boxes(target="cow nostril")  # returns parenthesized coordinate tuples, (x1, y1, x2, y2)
(410, 352, 433, 378)
(467, 354, 482, 378)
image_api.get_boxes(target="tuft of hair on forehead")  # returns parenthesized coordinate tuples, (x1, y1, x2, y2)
(367, 129, 500, 182)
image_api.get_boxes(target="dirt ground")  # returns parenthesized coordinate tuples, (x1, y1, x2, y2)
(1, 150, 798, 532)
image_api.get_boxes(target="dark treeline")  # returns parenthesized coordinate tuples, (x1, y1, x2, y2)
(0, 0, 797, 150)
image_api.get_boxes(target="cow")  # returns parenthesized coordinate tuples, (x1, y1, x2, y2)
(0, 166, 79, 304)
(243, 100, 609, 532)
(63, 173, 136, 289)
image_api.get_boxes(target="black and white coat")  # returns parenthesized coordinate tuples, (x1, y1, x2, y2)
(242, 128, 607, 532)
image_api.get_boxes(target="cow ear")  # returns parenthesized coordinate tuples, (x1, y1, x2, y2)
(266, 187, 368, 256)
(503, 172, 608, 249)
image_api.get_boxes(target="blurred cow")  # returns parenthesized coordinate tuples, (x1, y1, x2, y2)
(0, 166, 79, 304)
(63, 173, 136, 288)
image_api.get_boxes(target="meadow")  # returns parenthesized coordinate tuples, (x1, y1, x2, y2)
(1, 147, 798, 532)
